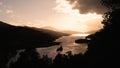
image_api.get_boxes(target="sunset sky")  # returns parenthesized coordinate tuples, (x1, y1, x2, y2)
(0, 0, 104, 33)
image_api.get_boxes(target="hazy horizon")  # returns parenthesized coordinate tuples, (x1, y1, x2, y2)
(0, 0, 104, 33)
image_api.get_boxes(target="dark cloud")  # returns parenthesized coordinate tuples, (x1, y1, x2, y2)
(67, 0, 107, 14)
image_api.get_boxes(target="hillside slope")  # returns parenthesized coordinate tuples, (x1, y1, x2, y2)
(0, 21, 68, 49)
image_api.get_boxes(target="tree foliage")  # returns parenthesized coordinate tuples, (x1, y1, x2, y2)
(83, 0, 120, 67)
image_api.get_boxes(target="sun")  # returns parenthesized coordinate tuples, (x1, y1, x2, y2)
(54, 0, 103, 33)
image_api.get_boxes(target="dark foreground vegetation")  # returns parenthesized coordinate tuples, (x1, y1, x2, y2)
(0, 0, 120, 68)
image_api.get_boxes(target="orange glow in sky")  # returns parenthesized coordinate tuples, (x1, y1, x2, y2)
(0, 0, 103, 33)
(53, 0, 103, 33)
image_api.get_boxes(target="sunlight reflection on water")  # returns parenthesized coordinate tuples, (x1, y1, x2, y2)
(36, 34, 88, 60)
(70, 34, 90, 36)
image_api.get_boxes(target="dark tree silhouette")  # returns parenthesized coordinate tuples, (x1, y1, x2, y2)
(81, 0, 120, 67)
(1, 0, 120, 68)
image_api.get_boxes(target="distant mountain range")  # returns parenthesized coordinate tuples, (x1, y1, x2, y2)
(0, 21, 68, 49)
(41, 26, 96, 34)
(41, 26, 82, 34)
